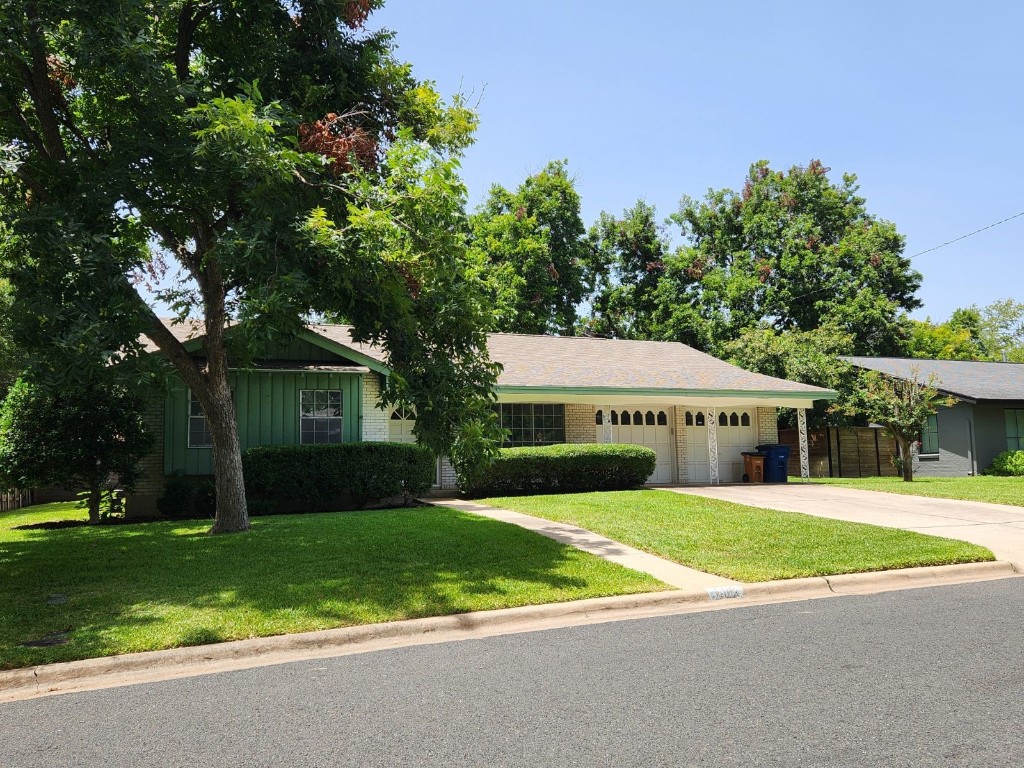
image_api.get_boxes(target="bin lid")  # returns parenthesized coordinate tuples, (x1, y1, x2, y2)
(740, 452, 761, 456)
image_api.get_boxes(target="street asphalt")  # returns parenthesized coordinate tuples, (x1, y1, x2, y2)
(2, 578, 1022, 767)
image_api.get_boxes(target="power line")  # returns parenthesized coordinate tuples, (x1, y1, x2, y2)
(907, 209, 1024, 259)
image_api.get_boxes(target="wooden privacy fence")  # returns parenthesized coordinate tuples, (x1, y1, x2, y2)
(0, 489, 33, 512)
(779, 427, 899, 478)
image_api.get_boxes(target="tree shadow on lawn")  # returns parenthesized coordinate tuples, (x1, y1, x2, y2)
(0, 507, 653, 669)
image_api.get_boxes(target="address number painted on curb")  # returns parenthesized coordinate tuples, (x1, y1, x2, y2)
(707, 586, 745, 601)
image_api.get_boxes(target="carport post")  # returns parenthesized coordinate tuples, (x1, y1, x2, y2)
(707, 406, 720, 484)
(603, 408, 614, 444)
(797, 408, 810, 482)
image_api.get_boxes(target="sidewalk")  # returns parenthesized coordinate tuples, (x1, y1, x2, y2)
(433, 498, 739, 591)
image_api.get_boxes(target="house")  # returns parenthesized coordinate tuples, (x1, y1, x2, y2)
(844, 357, 1024, 476)
(127, 322, 836, 516)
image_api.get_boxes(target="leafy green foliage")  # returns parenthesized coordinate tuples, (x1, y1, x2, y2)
(907, 317, 987, 360)
(982, 450, 1024, 477)
(157, 475, 216, 520)
(650, 160, 920, 355)
(464, 443, 657, 497)
(470, 160, 596, 334)
(241, 442, 436, 511)
(976, 298, 1024, 363)
(846, 368, 955, 481)
(0, 2, 498, 531)
(0, 380, 152, 521)
(722, 323, 856, 428)
(584, 201, 668, 339)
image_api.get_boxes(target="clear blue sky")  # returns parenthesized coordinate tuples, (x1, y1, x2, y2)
(371, 1, 1023, 321)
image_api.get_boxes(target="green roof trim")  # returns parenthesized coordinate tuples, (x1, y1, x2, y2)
(495, 385, 837, 400)
(299, 328, 391, 375)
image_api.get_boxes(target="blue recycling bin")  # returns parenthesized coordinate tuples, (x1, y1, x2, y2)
(756, 444, 792, 483)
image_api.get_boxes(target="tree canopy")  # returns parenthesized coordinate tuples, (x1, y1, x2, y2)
(469, 160, 595, 334)
(0, 1, 500, 532)
(604, 160, 921, 356)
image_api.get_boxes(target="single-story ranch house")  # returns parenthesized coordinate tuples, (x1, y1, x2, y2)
(128, 321, 836, 516)
(845, 357, 1024, 476)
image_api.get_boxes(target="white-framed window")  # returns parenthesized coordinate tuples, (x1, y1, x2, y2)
(919, 414, 939, 456)
(188, 390, 213, 448)
(300, 389, 343, 444)
(1006, 409, 1024, 452)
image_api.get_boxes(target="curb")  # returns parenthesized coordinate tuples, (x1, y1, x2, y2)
(1, 560, 1016, 703)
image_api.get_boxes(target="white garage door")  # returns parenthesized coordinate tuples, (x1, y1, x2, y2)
(595, 408, 674, 484)
(683, 409, 757, 483)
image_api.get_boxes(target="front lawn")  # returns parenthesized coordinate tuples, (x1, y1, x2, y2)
(481, 491, 995, 582)
(0, 502, 664, 670)
(811, 476, 1024, 507)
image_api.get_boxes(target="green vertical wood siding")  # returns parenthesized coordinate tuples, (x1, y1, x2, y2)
(164, 371, 364, 475)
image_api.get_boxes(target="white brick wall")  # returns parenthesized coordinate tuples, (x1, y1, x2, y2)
(438, 457, 458, 490)
(673, 406, 688, 484)
(757, 407, 779, 445)
(361, 374, 389, 442)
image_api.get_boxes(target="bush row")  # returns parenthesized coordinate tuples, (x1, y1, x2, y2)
(158, 442, 436, 518)
(983, 450, 1024, 477)
(464, 443, 656, 497)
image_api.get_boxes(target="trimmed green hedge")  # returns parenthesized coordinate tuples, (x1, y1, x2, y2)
(464, 443, 657, 497)
(982, 450, 1024, 477)
(242, 442, 436, 512)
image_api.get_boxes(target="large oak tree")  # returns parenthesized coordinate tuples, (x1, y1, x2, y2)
(0, 1, 501, 533)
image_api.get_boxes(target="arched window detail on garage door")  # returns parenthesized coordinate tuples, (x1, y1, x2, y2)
(595, 409, 603, 425)
(611, 410, 619, 425)
(730, 412, 739, 427)
(685, 411, 693, 426)
(719, 411, 728, 427)
(695, 412, 705, 426)
(633, 410, 643, 425)
(621, 410, 631, 425)
(657, 411, 668, 426)
(741, 412, 751, 427)
(645, 411, 655, 425)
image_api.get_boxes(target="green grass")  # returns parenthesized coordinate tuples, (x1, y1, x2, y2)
(810, 475, 1024, 507)
(481, 490, 995, 583)
(0, 502, 664, 670)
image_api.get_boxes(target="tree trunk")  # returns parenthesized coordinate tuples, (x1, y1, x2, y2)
(896, 436, 914, 482)
(86, 483, 101, 524)
(205, 373, 250, 534)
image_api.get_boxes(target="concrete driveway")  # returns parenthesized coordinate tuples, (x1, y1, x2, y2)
(665, 483, 1024, 569)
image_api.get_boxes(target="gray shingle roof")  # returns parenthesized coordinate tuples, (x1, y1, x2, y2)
(844, 357, 1024, 402)
(154, 319, 834, 398)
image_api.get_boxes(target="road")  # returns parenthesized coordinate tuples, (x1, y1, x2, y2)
(2, 579, 1022, 767)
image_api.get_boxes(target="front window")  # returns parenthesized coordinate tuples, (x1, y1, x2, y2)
(300, 390, 343, 444)
(188, 391, 212, 448)
(495, 404, 565, 447)
(1007, 409, 1024, 451)
(920, 414, 939, 456)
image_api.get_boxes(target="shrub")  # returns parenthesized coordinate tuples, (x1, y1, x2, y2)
(982, 450, 1024, 477)
(242, 442, 436, 512)
(463, 443, 657, 497)
(157, 475, 216, 519)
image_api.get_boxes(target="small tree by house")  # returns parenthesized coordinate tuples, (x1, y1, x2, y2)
(851, 368, 955, 481)
(0, 380, 152, 522)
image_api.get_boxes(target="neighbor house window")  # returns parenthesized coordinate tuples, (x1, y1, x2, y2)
(920, 414, 939, 456)
(300, 390, 343, 444)
(1007, 409, 1024, 451)
(188, 390, 213, 448)
(495, 404, 565, 447)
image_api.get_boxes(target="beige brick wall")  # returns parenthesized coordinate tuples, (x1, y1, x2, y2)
(438, 457, 457, 490)
(565, 403, 596, 444)
(757, 407, 779, 444)
(673, 406, 688, 484)
(361, 374, 389, 442)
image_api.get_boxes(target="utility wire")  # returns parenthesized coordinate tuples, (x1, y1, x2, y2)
(906, 209, 1024, 259)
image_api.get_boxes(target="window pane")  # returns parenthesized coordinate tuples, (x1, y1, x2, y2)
(658, 411, 668, 426)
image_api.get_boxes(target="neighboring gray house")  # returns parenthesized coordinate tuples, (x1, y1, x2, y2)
(845, 357, 1024, 476)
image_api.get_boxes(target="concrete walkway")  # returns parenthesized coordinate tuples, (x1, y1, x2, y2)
(665, 484, 1024, 569)
(433, 499, 740, 591)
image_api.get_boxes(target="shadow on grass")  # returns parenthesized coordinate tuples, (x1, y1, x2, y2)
(0, 507, 654, 669)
